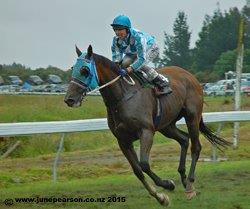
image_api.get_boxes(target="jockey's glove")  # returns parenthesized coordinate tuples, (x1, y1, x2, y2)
(118, 68, 128, 77)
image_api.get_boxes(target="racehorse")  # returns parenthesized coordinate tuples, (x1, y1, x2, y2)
(64, 45, 231, 206)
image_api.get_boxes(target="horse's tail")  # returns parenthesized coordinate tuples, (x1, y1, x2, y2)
(199, 117, 232, 150)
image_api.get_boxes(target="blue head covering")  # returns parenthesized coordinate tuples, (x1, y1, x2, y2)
(72, 53, 99, 90)
(111, 15, 131, 29)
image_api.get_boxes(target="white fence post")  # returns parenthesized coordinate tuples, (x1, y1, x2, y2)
(233, 122, 240, 149)
(211, 122, 224, 162)
(53, 133, 65, 182)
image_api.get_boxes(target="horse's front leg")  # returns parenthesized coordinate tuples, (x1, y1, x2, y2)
(117, 139, 170, 207)
(139, 129, 175, 191)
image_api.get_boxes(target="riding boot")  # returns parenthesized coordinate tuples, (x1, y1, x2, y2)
(152, 74, 172, 95)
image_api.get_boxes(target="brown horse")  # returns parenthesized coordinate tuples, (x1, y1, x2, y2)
(64, 45, 230, 206)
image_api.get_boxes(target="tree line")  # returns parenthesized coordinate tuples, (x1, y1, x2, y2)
(153, 5, 250, 82)
(0, 63, 71, 83)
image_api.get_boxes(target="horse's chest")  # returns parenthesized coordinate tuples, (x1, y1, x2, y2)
(110, 107, 151, 132)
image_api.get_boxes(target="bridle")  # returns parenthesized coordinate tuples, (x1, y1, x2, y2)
(70, 58, 135, 95)
(70, 74, 122, 95)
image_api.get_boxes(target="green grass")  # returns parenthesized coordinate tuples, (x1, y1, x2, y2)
(0, 161, 249, 209)
(0, 95, 249, 122)
(0, 95, 106, 122)
(0, 95, 250, 208)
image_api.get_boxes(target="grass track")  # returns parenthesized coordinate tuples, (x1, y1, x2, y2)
(0, 161, 249, 209)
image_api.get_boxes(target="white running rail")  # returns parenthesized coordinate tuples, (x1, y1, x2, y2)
(0, 111, 250, 137)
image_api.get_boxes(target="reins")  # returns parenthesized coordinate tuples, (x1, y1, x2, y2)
(87, 75, 121, 94)
(87, 74, 135, 95)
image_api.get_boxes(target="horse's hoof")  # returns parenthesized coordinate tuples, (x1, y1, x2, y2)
(156, 193, 170, 207)
(185, 190, 196, 200)
(162, 180, 175, 191)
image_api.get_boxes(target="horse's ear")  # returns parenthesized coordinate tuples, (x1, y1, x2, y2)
(75, 44, 82, 57)
(87, 45, 93, 59)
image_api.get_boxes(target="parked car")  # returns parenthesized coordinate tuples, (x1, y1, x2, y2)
(215, 79, 228, 86)
(244, 86, 250, 96)
(216, 79, 236, 87)
(204, 85, 227, 96)
(215, 85, 227, 96)
(0, 85, 14, 92)
(28, 75, 44, 85)
(31, 84, 62, 93)
(47, 74, 62, 84)
(204, 85, 219, 96)
(7, 76, 23, 85)
(60, 84, 69, 92)
(203, 82, 215, 91)
(20, 82, 33, 92)
(50, 84, 66, 93)
(241, 80, 250, 94)
(2, 84, 20, 92)
(32, 84, 51, 92)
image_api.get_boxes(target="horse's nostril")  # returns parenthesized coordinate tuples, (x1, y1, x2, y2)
(64, 99, 75, 107)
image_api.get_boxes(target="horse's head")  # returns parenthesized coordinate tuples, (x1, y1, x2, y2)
(64, 45, 99, 107)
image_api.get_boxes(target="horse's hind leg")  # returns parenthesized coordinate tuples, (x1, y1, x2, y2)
(117, 138, 169, 206)
(185, 115, 202, 200)
(159, 125, 189, 188)
(139, 129, 175, 191)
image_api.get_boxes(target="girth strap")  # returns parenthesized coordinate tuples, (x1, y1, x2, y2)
(153, 98, 162, 129)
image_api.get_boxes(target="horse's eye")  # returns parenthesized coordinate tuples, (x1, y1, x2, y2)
(80, 68, 89, 77)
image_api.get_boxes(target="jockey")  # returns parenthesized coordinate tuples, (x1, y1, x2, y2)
(111, 15, 172, 95)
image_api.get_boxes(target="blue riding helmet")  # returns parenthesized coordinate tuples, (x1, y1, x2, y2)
(111, 15, 131, 29)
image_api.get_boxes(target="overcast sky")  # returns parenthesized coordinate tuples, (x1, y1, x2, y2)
(0, 0, 246, 70)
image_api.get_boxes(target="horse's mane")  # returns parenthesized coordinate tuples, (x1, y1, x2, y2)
(93, 53, 119, 74)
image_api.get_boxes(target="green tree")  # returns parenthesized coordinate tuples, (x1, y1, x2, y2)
(213, 49, 250, 78)
(0, 63, 70, 83)
(161, 11, 191, 69)
(242, 5, 250, 49)
(243, 49, 250, 72)
(194, 7, 241, 72)
(194, 70, 220, 83)
(151, 52, 162, 69)
(213, 50, 237, 77)
(34, 66, 69, 83)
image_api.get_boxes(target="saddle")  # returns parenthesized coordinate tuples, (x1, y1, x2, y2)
(132, 70, 170, 97)
(133, 71, 154, 89)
